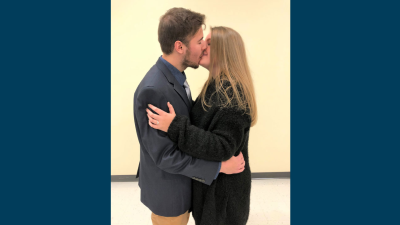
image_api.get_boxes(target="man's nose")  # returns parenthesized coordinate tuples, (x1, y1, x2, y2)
(202, 40, 207, 50)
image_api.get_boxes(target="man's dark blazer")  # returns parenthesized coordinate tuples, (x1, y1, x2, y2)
(133, 58, 220, 217)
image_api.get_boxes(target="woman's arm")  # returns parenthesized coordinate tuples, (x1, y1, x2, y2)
(166, 107, 251, 162)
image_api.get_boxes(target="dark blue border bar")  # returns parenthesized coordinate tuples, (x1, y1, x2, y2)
(292, 0, 400, 224)
(1, 1, 111, 224)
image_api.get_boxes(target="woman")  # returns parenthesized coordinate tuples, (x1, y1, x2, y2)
(146, 26, 258, 225)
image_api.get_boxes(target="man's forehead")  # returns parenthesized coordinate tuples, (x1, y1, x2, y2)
(190, 28, 204, 41)
(195, 28, 203, 38)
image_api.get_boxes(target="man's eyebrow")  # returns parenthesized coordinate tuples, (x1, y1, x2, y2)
(198, 37, 203, 42)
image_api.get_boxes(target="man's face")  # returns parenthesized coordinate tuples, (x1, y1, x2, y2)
(182, 27, 206, 69)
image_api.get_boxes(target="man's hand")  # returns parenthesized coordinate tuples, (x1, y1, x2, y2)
(220, 152, 245, 174)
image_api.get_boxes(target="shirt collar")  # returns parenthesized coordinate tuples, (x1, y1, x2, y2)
(159, 56, 187, 87)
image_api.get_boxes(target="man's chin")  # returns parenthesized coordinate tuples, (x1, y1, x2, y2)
(185, 61, 199, 69)
(188, 64, 199, 69)
(183, 57, 200, 69)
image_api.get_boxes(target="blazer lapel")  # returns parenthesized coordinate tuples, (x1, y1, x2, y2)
(156, 58, 192, 111)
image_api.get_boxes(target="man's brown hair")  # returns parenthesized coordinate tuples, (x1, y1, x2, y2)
(158, 8, 205, 55)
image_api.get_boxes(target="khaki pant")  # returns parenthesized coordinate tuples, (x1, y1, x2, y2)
(151, 210, 190, 225)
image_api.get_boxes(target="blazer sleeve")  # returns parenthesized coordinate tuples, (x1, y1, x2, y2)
(166, 106, 251, 162)
(134, 86, 220, 185)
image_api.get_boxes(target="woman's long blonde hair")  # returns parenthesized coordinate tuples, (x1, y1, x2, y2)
(199, 26, 258, 127)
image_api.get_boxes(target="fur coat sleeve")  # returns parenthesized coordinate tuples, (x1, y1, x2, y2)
(166, 106, 251, 162)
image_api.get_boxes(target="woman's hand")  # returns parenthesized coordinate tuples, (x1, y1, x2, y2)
(146, 102, 176, 132)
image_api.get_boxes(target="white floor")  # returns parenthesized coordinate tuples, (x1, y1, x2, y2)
(111, 179, 290, 225)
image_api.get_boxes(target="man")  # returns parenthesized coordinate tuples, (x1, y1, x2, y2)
(133, 8, 245, 225)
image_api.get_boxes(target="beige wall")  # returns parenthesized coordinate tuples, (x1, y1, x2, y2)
(111, 0, 290, 175)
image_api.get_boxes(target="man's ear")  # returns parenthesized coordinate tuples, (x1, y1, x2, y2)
(174, 41, 185, 54)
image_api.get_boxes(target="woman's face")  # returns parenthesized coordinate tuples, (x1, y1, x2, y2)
(199, 33, 211, 70)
